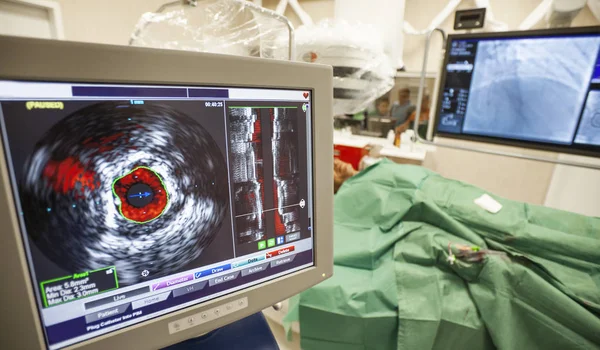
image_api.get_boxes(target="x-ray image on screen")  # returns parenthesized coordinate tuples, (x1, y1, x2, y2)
(463, 36, 600, 144)
(575, 90, 600, 146)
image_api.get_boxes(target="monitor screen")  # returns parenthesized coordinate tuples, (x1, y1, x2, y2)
(435, 28, 600, 155)
(0, 81, 314, 349)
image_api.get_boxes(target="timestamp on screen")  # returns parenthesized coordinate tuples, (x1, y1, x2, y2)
(205, 101, 224, 108)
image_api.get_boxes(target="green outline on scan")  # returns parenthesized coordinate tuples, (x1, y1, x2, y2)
(111, 166, 169, 224)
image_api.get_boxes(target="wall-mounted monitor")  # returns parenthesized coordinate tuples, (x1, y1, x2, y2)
(434, 26, 600, 157)
(0, 35, 333, 350)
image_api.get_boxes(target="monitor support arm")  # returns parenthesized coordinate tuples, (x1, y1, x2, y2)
(411, 28, 600, 171)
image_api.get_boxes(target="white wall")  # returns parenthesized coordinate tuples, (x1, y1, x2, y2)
(422, 138, 559, 205)
(0, 0, 60, 39)
(544, 155, 600, 217)
(56, 0, 166, 45)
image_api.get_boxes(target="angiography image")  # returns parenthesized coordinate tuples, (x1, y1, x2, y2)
(463, 37, 600, 143)
(229, 107, 266, 244)
(271, 108, 300, 236)
(18, 102, 229, 285)
(575, 90, 600, 146)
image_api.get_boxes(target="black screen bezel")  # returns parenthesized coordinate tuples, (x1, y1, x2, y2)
(432, 25, 600, 158)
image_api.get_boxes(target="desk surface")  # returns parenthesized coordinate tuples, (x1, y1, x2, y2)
(333, 131, 428, 161)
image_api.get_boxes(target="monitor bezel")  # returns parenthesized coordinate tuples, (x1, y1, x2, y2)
(0, 35, 334, 350)
(432, 25, 600, 158)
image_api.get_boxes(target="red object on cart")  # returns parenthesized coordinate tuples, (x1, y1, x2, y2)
(334, 144, 368, 171)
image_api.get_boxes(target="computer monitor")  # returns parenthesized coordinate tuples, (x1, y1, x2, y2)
(0, 35, 333, 350)
(434, 26, 600, 157)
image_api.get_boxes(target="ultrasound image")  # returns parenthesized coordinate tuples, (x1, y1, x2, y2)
(271, 108, 300, 236)
(19, 102, 229, 285)
(229, 108, 266, 244)
(575, 90, 600, 146)
(463, 37, 600, 143)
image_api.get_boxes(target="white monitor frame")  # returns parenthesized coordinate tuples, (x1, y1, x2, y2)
(0, 35, 333, 350)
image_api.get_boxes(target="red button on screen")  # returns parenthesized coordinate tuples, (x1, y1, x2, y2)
(266, 245, 295, 259)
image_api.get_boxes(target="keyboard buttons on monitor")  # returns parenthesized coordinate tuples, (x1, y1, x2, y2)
(241, 262, 269, 277)
(168, 297, 248, 334)
(285, 232, 301, 243)
(169, 322, 181, 334)
(270, 254, 296, 268)
(208, 271, 240, 287)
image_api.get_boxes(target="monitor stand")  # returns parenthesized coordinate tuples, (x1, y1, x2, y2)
(164, 312, 279, 350)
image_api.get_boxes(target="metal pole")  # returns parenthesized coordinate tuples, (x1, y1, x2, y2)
(412, 28, 600, 171)
(412, 28, 443, 141)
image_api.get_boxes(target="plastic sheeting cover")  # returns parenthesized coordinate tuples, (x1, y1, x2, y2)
(130, 0, 289, 58)
(131, 4, 394, 116)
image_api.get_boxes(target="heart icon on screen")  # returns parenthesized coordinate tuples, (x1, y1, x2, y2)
(303, 92, 309, 99)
